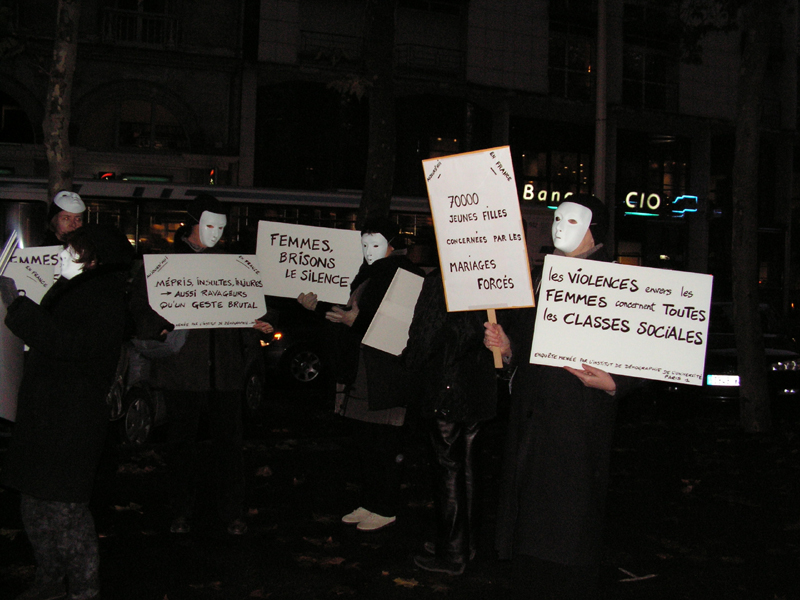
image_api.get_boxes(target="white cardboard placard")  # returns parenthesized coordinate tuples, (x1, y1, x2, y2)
(5, 246, 60, 304)
(361, 269, 424, 356)
(256, 221, 363, 305)
(422, 146, 534, 312)
(143, 254, 267, 329)
(530, 254, 714, 385)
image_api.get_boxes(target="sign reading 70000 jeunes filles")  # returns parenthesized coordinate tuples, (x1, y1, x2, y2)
(423, 146, 534, 312)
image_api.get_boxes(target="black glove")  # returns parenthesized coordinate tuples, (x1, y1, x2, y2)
(0, 275, 19, 307)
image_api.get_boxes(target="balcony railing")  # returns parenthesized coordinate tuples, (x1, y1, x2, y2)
(102, 7, 178, 47)
(395, 43, 464, 74)
(299, 31, 361, 66)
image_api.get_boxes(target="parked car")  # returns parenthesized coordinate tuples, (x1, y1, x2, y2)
(108, 333, 267, 445)
(658, 302, 800, 400)
(257, 298, 330, 387)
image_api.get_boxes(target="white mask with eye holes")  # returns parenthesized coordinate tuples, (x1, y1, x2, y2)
(361, 233, 389, 265)
(551, 202, 592, 254)
(198, 211, 227, 248)
(59, 246, 84, 280)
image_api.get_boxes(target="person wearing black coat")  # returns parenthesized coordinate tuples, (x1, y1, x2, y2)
(403, 269, 497, 575)
(297, 218, 423, 531)
(485, 195, 640, 599)
(1, 224, 133, 600)
(128, 194, 270, 537)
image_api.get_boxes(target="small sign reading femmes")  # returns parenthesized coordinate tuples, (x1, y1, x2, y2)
(256, 221, 364, 305)
(423, 146, 534, 312)
(143, 254, 267, 329)
(530, 255, 713, 385)
(5, 246, 61, 303)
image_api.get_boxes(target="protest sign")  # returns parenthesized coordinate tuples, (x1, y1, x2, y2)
(422, 146, 534, 312)
(5, 245, 60, 304)
(530, 254, 714, 385)
(361, 269, 424, 356)
(143, 254, 266, 329)
(256, 221, 363, 305)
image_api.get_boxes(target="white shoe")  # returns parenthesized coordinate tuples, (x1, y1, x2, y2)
(341, 506, 374, 524)
(356, 513, 396, 531)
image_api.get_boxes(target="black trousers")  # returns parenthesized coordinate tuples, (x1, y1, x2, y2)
(350, 418, 405, 518)
(165, 389, 245, 524)
(428, 419, 481, 563)
(20, 494, 99, 600)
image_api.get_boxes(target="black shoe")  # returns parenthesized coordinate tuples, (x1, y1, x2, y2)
(413, 553, 466, 575)
(169, 516, 190, 534)
(13, 583, 66, 600)
(226, 518, 248, 535)
(423, 541, 476, 562)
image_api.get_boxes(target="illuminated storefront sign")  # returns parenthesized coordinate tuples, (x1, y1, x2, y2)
(521, 183, 698, 219)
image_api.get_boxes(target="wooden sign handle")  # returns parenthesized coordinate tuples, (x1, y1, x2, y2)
(486, 308, 503, 369)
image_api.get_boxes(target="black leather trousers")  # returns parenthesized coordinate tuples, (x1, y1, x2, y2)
(429, 419, 481, 564)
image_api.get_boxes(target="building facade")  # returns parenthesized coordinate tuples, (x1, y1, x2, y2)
(0, 0, 797, 304)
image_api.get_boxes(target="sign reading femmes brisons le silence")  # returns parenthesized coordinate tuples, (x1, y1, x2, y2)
(530, 254, 713, 386)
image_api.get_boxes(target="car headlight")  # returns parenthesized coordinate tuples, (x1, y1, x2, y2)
(772, 360, 800, 371)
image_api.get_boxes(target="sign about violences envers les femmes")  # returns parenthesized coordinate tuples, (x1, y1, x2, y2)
(530, 254, 714, 385)
(256, 221, 364, 305)
(143, 254, 267, 329)
(422, 146, 534, 312)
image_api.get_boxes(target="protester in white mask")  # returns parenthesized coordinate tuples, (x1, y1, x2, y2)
(45, 190, 86, 245)
(485, 194, 642, 600)
(128, 193, 272, 538)
(361, 233, 389, 266)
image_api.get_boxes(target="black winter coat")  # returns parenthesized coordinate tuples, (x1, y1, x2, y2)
(129, 238, 259, 392)
(494, 248, 639, 566)
(326, 252, 423, 411)
(404, 270, 497, 423)
(2, 265, 128, 502)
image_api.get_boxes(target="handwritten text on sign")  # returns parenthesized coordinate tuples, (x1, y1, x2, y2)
(423, 146, 534, 312)
(530, 255, 713, 385)
(6, 246, 60, 304)
(256, 221, 363, 305)
(143, 254, 266, 329)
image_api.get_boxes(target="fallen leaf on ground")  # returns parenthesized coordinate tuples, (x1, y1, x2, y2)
(393, 577, 420, 588)
(113, 503, 143, 514)
(255, 465, 273, 477)
(0, 528, 21, 541)
(430, 583, 450, 593)
(248, 508, 259, 516)
(319, 556, 346, 567)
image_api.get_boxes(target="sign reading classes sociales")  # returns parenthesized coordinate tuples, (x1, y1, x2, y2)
(256, 221, 363, 305)
(530, 255, 713, 385)
(143, 254, 267, 329)
(423, 146, 534, 312)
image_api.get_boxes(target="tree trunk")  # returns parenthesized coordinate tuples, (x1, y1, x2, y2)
(731, 0, 777, 432)
(43, 0, 81, 203)
(358, 0, 397, 227)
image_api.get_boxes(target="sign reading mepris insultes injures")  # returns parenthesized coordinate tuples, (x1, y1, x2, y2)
(143, 254, 267, 329)
(422, 146, 534, 312)
(256, 221, 364, 305)
(531, 254, 714, 385)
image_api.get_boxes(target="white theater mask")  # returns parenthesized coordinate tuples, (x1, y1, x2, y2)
(198, 211, 227, 248)
(361, 233, 389, 265)
(551, 202, 592, 254)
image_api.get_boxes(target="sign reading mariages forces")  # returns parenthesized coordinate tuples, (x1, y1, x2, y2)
(423, 146, 534, 312)
(256, 221, 364, 305)
(143, 254, 266, 329)
(530, 254, 714, 386)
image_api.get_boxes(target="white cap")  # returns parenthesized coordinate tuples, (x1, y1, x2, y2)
(53, 191, 85, 214)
